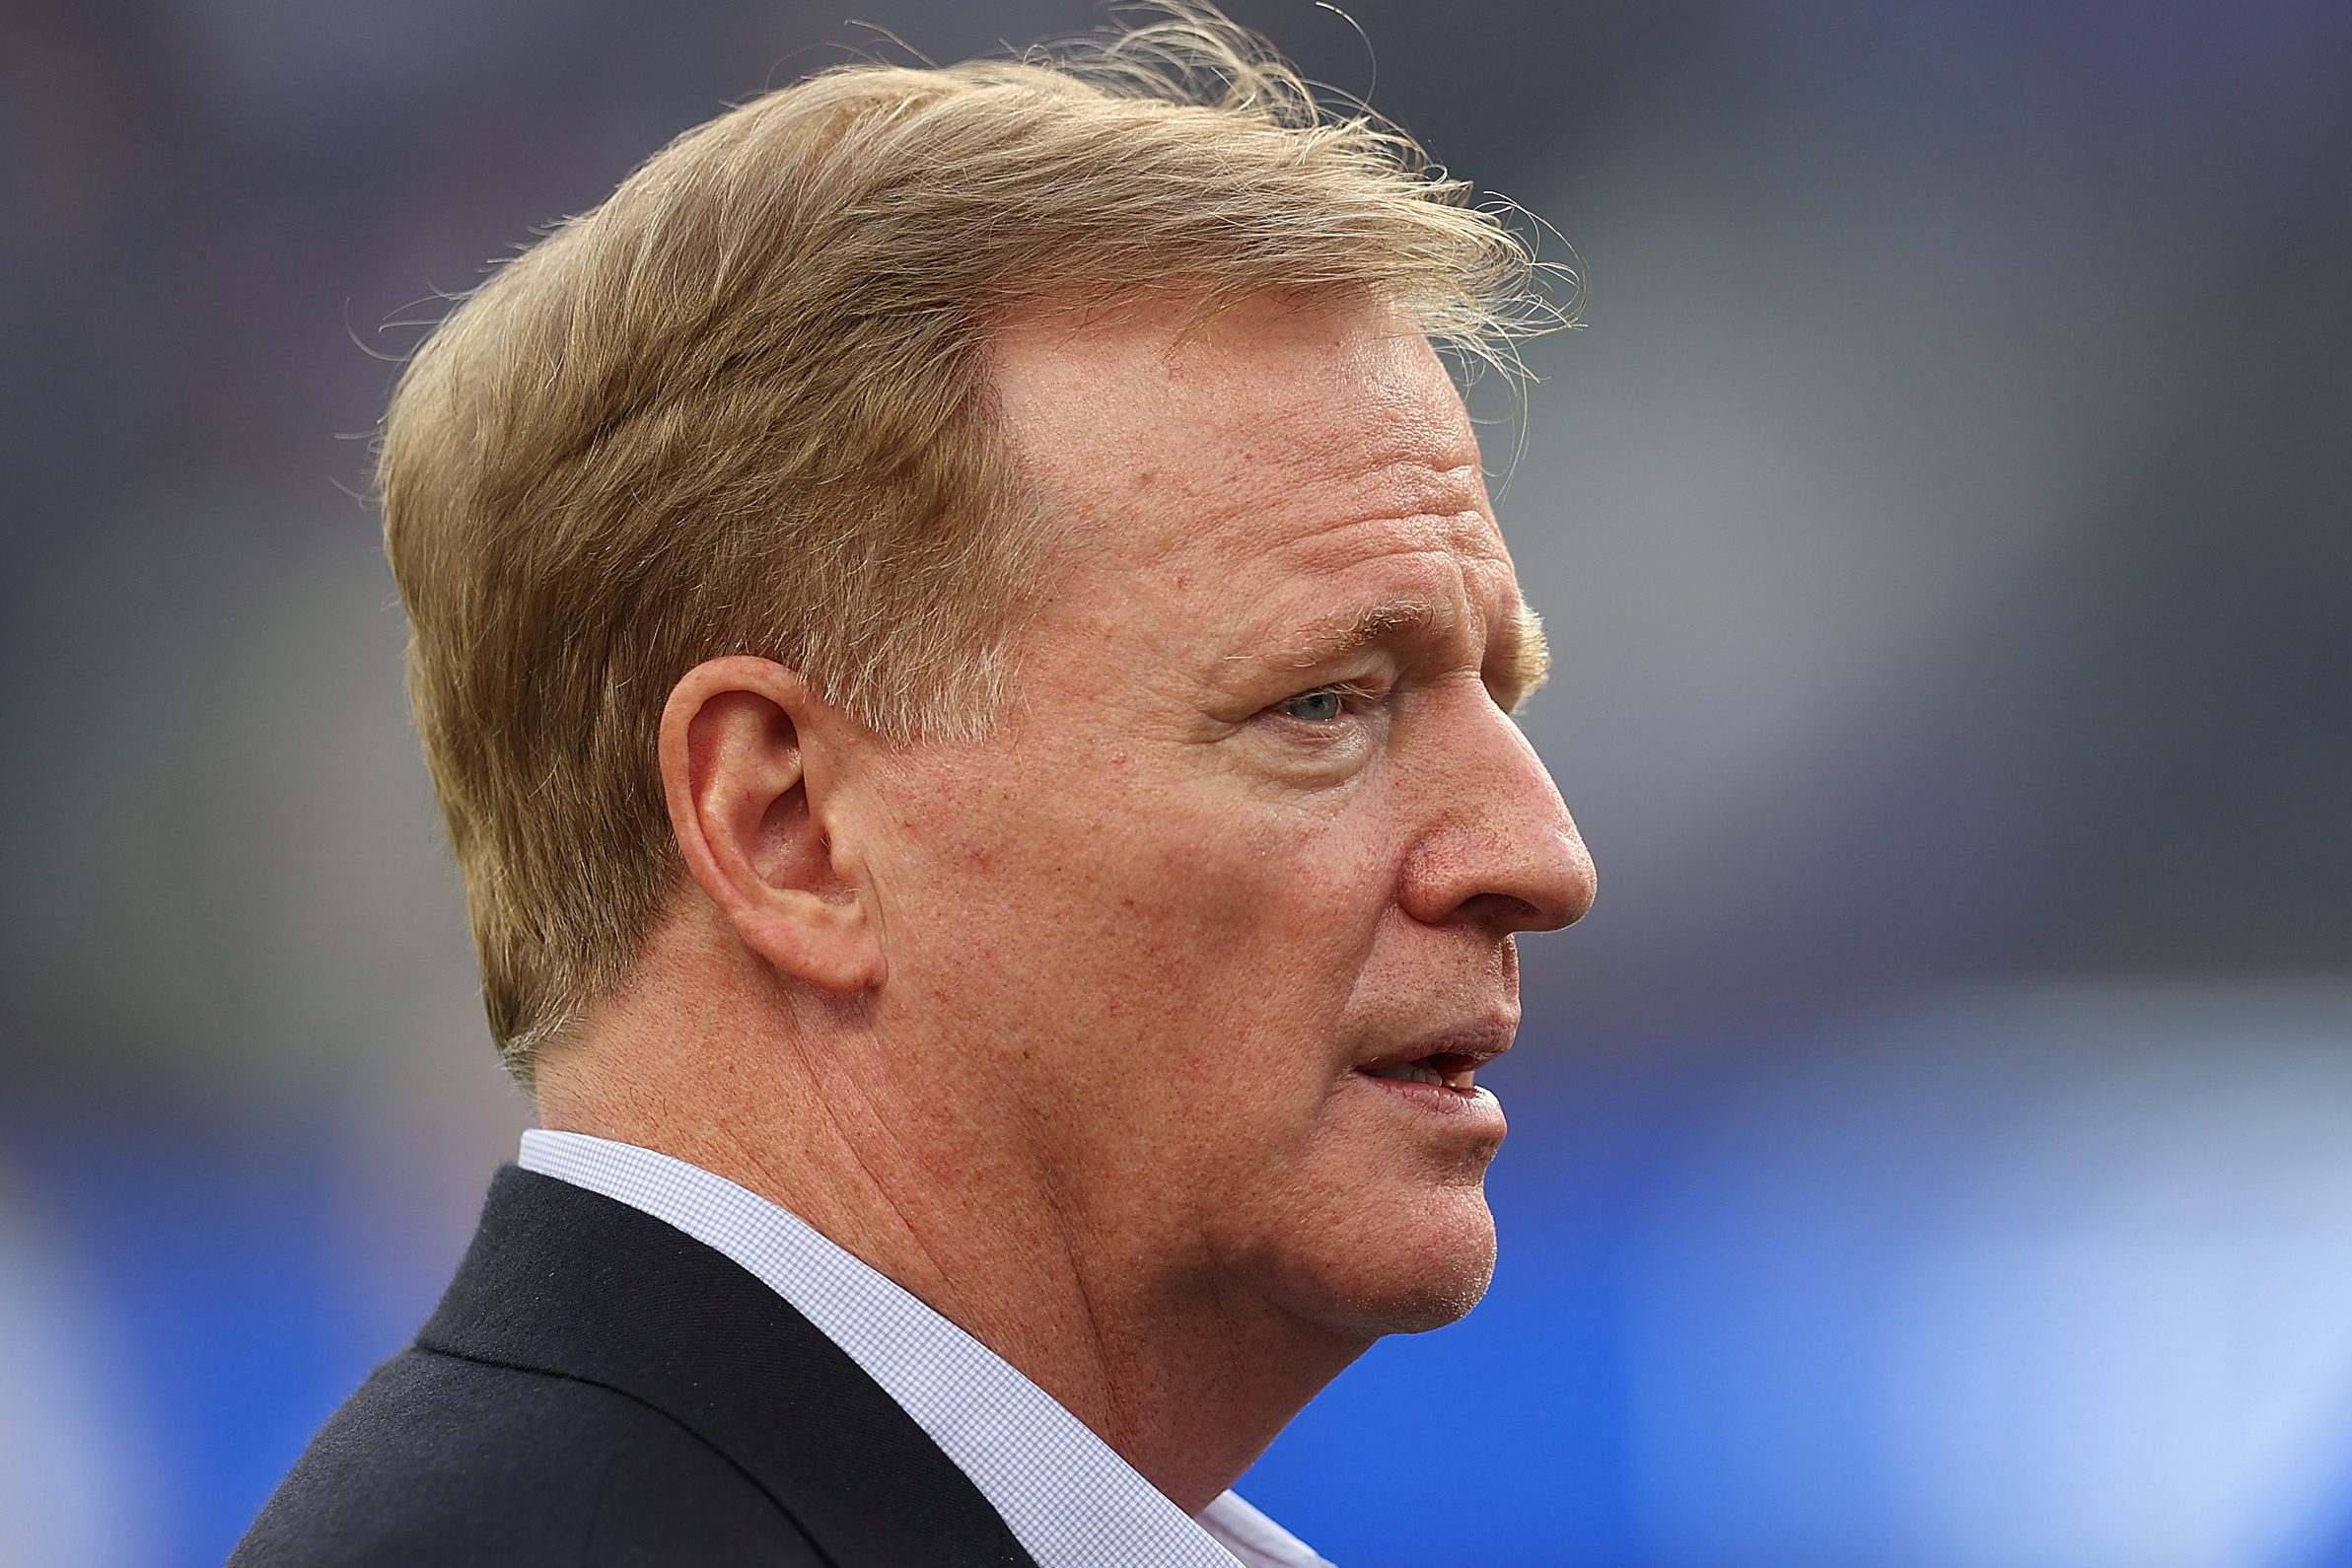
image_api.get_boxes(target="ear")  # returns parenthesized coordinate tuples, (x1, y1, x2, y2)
(658, 657, 887, 993)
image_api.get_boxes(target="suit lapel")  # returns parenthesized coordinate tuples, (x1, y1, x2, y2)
(420, 1166, 1039, 1568)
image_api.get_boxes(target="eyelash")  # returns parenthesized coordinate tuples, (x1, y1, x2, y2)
(1272, 680, 1382, 724)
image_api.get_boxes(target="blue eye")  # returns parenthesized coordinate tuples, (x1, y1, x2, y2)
(1279, 688, 1348, 722)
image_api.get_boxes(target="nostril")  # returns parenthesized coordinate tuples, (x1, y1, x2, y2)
(1472, 831, 1594, 936)
(1472, 883, 1589, 937)
(1396, 820, 1596, 933)
(1459, 890, 1547, 934)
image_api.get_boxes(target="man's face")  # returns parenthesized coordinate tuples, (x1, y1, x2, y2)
(857, 296, 1594, 1342)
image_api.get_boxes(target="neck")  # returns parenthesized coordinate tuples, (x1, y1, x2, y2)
(533, 955, 1364, 1514)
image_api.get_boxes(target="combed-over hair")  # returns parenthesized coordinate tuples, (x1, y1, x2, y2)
(382, 5, 1565, 1083)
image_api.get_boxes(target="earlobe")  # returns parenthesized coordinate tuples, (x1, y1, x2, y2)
(659, 657, 888, 993)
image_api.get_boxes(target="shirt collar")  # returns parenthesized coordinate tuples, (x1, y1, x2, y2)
(518, 1129, 1333, 1568)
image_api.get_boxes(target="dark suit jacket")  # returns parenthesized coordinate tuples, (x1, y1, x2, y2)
(232, 1166, 1041, 1566)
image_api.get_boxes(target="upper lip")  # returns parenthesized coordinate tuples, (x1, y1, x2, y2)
(1353, 1013, 1519, 1075)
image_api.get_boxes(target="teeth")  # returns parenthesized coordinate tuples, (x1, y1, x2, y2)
(1365, 1061, 1464, 1090)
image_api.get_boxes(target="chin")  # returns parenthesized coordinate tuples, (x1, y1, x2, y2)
(1250, 1180, 1501, 1340)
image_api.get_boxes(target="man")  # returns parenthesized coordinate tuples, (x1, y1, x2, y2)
(236, 10, 1593, 1565)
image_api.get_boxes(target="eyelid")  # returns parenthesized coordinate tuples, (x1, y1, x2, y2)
(1295, 677, 1384, 706)
(1261, 677, 1388, 729)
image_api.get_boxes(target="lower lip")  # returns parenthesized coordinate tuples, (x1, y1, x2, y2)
(1352, 1071, 1508, 1130)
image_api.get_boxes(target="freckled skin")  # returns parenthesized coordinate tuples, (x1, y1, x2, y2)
(542, 294, 1595, 1513)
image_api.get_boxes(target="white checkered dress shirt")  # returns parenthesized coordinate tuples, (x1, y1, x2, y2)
(519, 1131, 1334, 1568)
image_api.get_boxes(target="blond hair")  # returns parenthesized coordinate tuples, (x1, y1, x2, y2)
(382, 6, 1565, 1083)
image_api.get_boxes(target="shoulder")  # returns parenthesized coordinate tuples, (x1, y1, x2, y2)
(230, 1345, 824, 1567)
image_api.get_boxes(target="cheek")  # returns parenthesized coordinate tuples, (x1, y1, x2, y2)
(1108, 794, 1394, 1020)
(878, 752, 1403, 1137)
(943, 765, 1390, 984)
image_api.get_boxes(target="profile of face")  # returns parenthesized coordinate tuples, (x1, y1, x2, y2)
(854, 295, 1595, 1345)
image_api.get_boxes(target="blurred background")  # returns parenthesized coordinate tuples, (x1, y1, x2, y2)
(4, 0, 2348, 1563)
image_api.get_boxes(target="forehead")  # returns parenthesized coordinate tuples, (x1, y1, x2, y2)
(987, 295, 1502, 582)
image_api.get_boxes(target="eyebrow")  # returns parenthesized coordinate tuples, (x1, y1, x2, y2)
(1493, 603, 1552, 714)
(1249, 596, 1555, 713)
(1275, 599, 1439, 669)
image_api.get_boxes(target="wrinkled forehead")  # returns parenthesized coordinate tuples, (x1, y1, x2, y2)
(986, 293, 1492, 569)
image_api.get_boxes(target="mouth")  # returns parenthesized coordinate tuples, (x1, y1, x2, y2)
(1358, 1052, 1488, 1093)
(1351, 1022, 1514, 1103)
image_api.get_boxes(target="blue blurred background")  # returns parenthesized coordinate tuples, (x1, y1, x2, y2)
(5, 1, 2349, 1563)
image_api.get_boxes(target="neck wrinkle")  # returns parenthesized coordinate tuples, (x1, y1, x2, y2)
(535, 988, 1361, 1521)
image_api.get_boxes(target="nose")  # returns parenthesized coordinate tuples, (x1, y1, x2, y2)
(1398, 695, 1596, 938)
